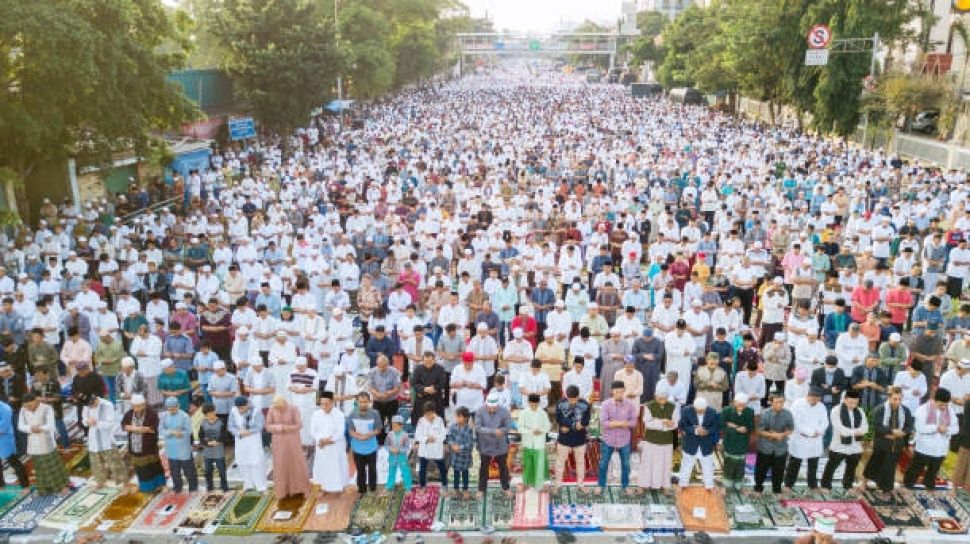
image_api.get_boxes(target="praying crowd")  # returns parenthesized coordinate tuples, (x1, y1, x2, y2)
(0, 65, 969, 516)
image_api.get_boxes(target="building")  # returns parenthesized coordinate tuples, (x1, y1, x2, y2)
(637, 0, 703, 20)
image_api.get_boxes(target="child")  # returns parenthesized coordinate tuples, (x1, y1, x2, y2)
(199, 404, 229, 492)
(414, 402, 447, 489)
(517, 393, 551, 491)
(445, 406, 475, 498)
(490, 374, 513, 410)
(384, 415, 412, 493)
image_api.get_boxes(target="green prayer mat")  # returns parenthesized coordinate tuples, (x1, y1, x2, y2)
(861, 490, 925, 528)
(724, 488, 774, 530)
(482, 487, 514, 530)
(0, 487, 26, 520)
(213, 490, 271, 535)
(608, 485, 656, 505)
(436, 493, 481, 531)
(549, 485, 575, 505)
(39, 485, 121, 529)
(350, 490, 402, 534)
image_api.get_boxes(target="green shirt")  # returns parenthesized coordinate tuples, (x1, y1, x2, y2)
(644, 401, 676, 445)
(719, 405, 754, 456)
(94, 340, 125, 377)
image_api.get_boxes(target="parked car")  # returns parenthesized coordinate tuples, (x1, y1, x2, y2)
(911, 110, 939, 134)
(669, 87, 706, 105)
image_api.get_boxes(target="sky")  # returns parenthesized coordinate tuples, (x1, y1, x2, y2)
(462, 0, 624, 33)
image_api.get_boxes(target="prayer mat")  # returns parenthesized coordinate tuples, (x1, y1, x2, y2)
(957, 489, 970, 518)
(349, 490, 402, 534)
(675, 487, 730, 534)
(782, 499, 883, 533)
(860, 490, 926, 528)
(557, 440, 600, 483)
(436, 493, 480, 531)
(213, 490, 271, 535)
(257, 490, 317, 533)
(897, 449, 948, 488)
(641, 501, 683, 534)
(572, 485, 611, 505)
(482, 487, 515, 530)
(86, 490, 153, 532)
(393, 486, 440, 532)
(765, 502, 810, 529)
(511, 488, 549, 529)
(549, 485, 575, 505)
(488, 443, 520, 480)
(39, 485, 121, 529)
(0, 490, 71, 533)
(595, 503, 644, 531)
(724, 489, 774, 530)
(0, 487, 26, 521)
(177, 490, 235, 532)
(549, 503, 599, 532)
(609, 486, 655, 505)
(904, 489, 970, 530)
(65, 449, 90, 478)
(303, 491, 356, 532)
(130, 490, 198, 534)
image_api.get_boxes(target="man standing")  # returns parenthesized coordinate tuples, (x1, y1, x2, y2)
(475, 392, 512, 498)
(348, 391, 382, 495)
(784, 388, 829, 491)
(0, 399, 28, 488)
(83, 395, 128, 487)
(677, 397, 720, 491)
(160, 396, 198, 493)
(861, 388, 913, 494)
(411, 352, 447, 425)
(596, 380, 638, 496)
(904, 388, 958, 490)
(821, 390, 867, 491)
(554, 385, 591, 490)
(754, 393, 794, 495)
(517, 393, 551, 491)
(311, 392, 349, 494)
(228, 396, 267, 492)
(720, 393, 754, 492)
(367, 353, 401, 443)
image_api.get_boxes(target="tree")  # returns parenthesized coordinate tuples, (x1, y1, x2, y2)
(211, 0, 346, 147)
(0, 0, 197, 223)
(864, 72, 951, 133)
(337, 0, 395, 98)
(626, 11, 667, 66)
(656, 4, 726, 90)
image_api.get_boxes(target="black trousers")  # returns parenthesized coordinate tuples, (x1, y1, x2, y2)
(821, 451, 861, 490)
(354, 451, 378, 493)
(903, 451, 944, 490)
(863, 448, 902, 492)
(373, 399, 398, 444)
(732, 287, 755, 324)
(754, 451, 787, 493)
(784, 456, 819, 489)
(478, 453, 510, 492)
(1, 454, 28, 488)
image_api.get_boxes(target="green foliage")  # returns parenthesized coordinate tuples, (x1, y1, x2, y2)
(626, 11, 667, 66)
(0, 0, 198, 186)
(338, 0, 395, 98)
(211, 0, 347, 137)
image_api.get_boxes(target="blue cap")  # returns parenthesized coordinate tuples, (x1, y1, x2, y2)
(642, 327, 654, 336)
(234, 396, 249, 407)
(164, 397, 179, 408)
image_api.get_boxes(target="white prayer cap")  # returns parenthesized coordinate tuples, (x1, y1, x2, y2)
(476, 322, 488, 331)
(889, 332, 901, 342)
(121, 357, 135, 368)
(213, 360, 226, 370)
(295, 356, 307, 366)
(175, 302, 187, 309)
(250, 356, 264, 366)
(610, 326, 620, 335)
(512, 328, 523, 339)
(691, 299, 702, 307)
(693, 397, 708, 410)
(733, 393, 749, 405)
(333, 308, 344, 316)
(774, 333, 786, 341)
(237, 326, 249, 335)
(130, 394, 146, 405)
(160, 358, 174, 369)
(275, 330, 287, 337)
(960, 359, 970, 369)
(344, 342, 355, 350)
(485, 392, 500, 406)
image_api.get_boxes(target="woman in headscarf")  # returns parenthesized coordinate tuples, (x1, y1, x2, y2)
(18, 392, 69, 495)
(121, 394, 166, 492)
(265, 395, 312, 498)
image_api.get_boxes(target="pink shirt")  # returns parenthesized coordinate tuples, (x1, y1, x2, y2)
(850, 286, 881, 322)
(60, 339, 92, 364)
(885, 288, 913, 325)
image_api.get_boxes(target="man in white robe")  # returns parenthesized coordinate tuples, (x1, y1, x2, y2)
(784, 388, 829, 490)
(227, 396, 268, 492)
(311, 392, 349, 493)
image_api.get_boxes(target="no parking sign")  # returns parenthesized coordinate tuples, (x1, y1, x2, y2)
(807, 24, 832, 49)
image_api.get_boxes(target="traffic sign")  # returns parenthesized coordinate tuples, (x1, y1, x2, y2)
(528, 39, 541, 52)
(228, 117, 255, 141)
(807, 24, 832, 49)
(804, 49, 829, 66)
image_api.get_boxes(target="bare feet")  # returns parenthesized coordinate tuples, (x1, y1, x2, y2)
(625, 488, 636, 496)
(593, 487, 603, 496)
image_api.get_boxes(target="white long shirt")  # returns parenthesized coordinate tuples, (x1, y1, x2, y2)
(788, 398, 829, 459)
(913, 402, 959, 458)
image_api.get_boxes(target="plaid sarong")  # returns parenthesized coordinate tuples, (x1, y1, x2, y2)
(32, 451, 69, 495)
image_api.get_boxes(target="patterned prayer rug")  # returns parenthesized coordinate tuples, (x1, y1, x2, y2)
(594, 503, 644, 531)
(130, 491, 198, 534)
(0, 487, 26, 521)
(257, 490, 318, 533)
(393, 486, 440, 532)
(723, 488, 774, 530)
(556, 440, 600, 483)
(860, 490, 926, 528)
(897, 449, 948, 488)
(436, 493, 481, 531)
(549, 502, 599, 532)
(482, 487, 515, 530)
(511, 489, 549, 529)
(608, 486, 656, 505)
(350, 490, 402, 534)
(957, 490, 970, 519)
(675, 487, 730, 533)
(765, 501, 811, 529)
(549, 485, 575, 505)
(904, 489, 970, 531)
(303, 491, 357, 532)
(782, 499, 884, 533)
(177, 490, 235, 532)
(213, 490, 271, 535)
(39, 485, 121, 529)
(641, 495, 683, 534)
(0, 490, 71, 533)
(86, 490, 153, 532)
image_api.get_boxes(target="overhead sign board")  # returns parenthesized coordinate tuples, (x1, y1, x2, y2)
(228, 117, 256, 141)
(807, 24, 832, 49)
(804, 49, 829, 66)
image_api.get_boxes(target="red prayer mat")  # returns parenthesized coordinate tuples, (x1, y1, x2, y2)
(556, 440, 600, 483)
(511, 489, 549, 529)
(130, 491, 197, 534)
(393, 486, 440, 532)
(782, 499, 884, 533)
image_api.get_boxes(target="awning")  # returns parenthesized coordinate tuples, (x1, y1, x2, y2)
(325, 99, 355, 112)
